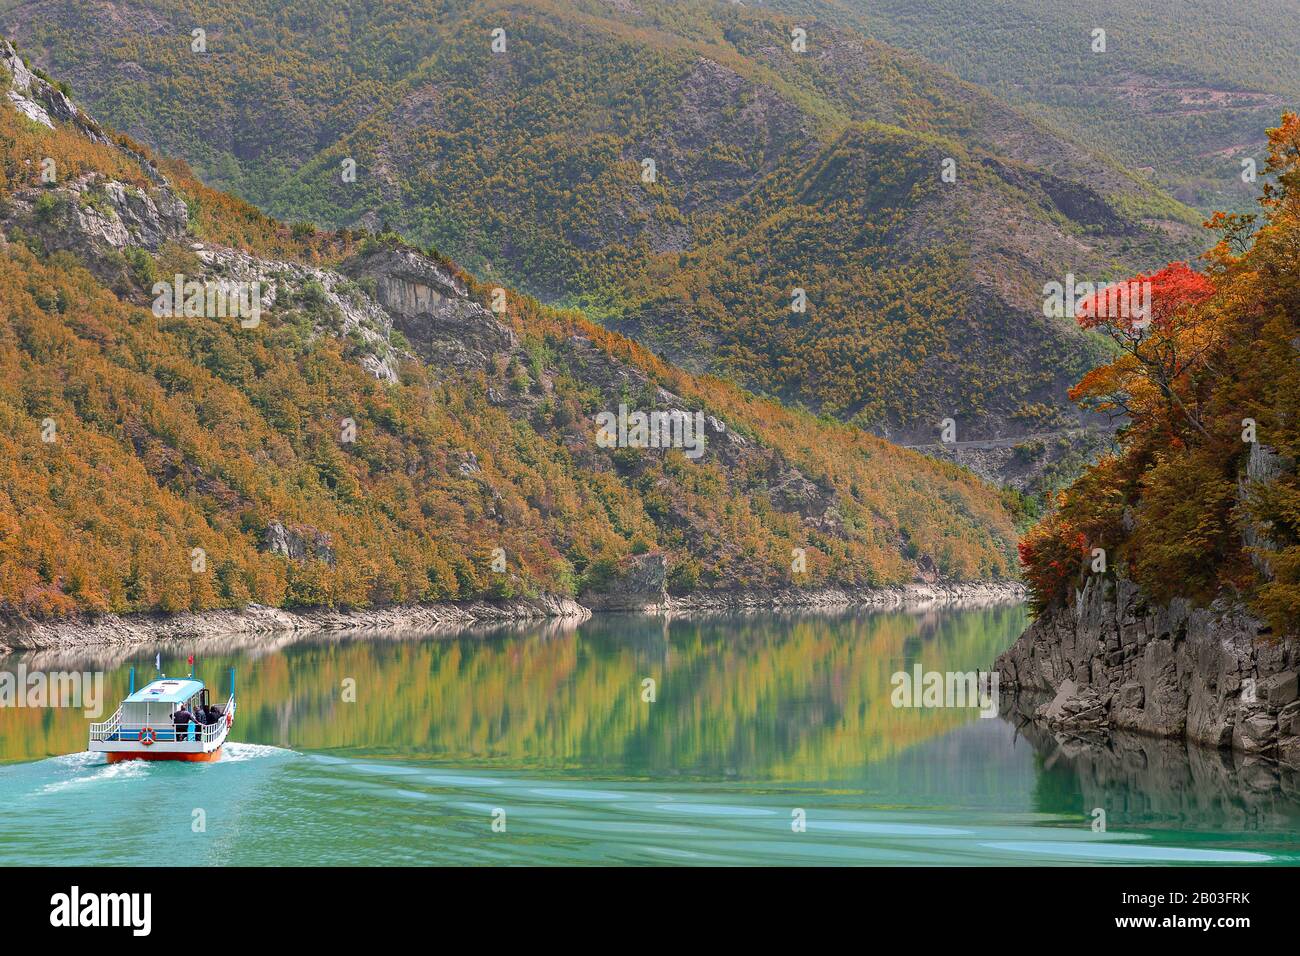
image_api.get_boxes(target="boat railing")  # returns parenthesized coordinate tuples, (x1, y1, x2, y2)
(91, 719, 226, 744)
(201, 716, 229, 744)
(88, 708, 122, 741)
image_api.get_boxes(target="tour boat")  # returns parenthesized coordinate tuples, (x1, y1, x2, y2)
(88, 661, 236, 763)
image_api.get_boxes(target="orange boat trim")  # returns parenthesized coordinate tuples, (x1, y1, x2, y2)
(107, 747, 222, 763)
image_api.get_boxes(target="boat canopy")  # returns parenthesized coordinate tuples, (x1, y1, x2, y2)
(124, 678, 204, 705)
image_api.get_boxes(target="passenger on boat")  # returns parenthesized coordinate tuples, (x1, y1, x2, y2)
(203, 704, 223, 725)
(173, 704, 197, 741)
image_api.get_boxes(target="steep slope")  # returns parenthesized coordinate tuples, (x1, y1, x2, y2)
(0, 40, 1021, 627)
(1002, 113, 1300, 767)
(619, 120, 1138, 439)
(1, 0, 1204, 451)
(778, 0, 1299, 213)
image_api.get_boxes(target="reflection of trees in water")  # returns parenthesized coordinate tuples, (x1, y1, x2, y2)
(1, 606, 1027, 778)
(1010, 706, 1300, 830)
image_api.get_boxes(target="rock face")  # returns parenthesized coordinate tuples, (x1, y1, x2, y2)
(2, 39, 106, 141)
(580, 552, 668, 612)
(1035, 677, 1110, 731)
(193, 245, 401, 382)
(1240, 442, 1294, 580)
(261, 521, 336, 567)
(0, 41, 187, 282)
(342, 247, 516, 371)
(3, 170, 190, 286)
(997, 575, 1300, 769)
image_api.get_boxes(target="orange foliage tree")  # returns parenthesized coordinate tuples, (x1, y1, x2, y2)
(1023, 112, 1300, 630)
(1070, 262, 1216, 445)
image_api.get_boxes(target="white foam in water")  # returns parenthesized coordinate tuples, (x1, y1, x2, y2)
(528, 787, 628, 801)
(653, 802, 779, 817)
(47, 750, 103, 769)
(39, 754, 148, 794)
(980, 841, 1273, 864)
(38, 742, 291, 775)
(220, 742, 296, 762)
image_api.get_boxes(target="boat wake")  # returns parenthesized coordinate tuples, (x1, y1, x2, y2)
(38, 752, 145, 794)
(47, 750, 103, 769)
(220, 742, 295, 762)
(19, 742, 294, 794)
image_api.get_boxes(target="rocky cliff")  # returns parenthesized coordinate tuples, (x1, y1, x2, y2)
(997, 576, 1300, 770)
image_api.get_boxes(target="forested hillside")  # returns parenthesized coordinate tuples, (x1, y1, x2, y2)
(779, 0, 1299, 213)
(1020, 112, 1300, 635)
(0, 40, 1020, 621)
(2, 0, 1205, 450)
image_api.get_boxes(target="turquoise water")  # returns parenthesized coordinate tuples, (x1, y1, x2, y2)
(2, 605, 1298, 865)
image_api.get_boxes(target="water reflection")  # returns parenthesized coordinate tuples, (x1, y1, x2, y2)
(1, 604, 1025, 777)
(1008, 709, 1300, 833)
(4, 602, 1300, 864)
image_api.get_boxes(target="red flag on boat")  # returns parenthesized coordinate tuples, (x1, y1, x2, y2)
(188, 655, 194, 666)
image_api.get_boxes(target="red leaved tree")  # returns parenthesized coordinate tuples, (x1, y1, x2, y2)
(1069, 262, 1217, 445)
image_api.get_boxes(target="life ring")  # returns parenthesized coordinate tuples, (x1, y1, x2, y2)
(226, 711, 232, 728)
(139, 726, 157, 746)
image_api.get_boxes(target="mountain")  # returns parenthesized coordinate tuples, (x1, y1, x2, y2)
(775, 0, 1299, 214)
(0, 39, 1021, 623)
(0, 0, 1206, 463)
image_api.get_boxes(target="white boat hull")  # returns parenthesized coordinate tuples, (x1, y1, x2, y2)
(89, 698, 236, 763)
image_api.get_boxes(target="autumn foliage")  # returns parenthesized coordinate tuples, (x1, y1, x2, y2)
(1070, 261, 1218, 444)
(0, 80, 1021, 621)
(1022, 113, 1300, 632)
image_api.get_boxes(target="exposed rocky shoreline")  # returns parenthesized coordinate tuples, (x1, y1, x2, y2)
(660, 580, 1026, 614)
(576, 551, 1025, 613)
(997, 576, 1300, 770)
(0, 579, 1026, 653)
(0, 595, 589, 653)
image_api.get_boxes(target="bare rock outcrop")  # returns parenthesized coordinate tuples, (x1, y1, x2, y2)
(2, 171, 189, 282)
(666, 580, 1026, 613)
(997, 575, 1300, 769)
(2, 39, 109, 143)
(1240, 441, 1294, 580)
(579, 552, 668, 612)
(261, 521, 336, 567)
(342, 246, 516, 371)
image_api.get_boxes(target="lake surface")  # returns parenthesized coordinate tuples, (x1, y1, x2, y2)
(2, 604, 1299, 865)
